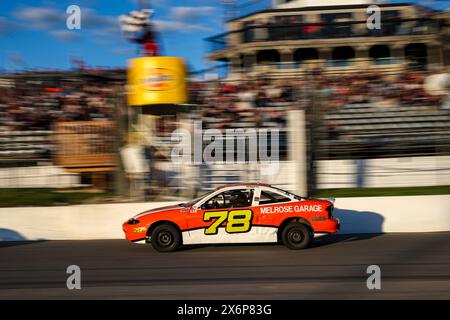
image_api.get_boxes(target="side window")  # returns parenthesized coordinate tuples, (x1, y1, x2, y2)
(201, 189, 254, 210)
(259, 190, 291, 205)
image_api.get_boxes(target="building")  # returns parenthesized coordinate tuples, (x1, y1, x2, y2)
(207, 0, 449, 78)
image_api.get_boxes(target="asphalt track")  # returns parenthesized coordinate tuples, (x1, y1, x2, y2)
(0, 233, 449, 299)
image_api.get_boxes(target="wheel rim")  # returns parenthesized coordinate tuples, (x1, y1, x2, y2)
(157, 231, 173, 247)
(288, 229, 304, 244)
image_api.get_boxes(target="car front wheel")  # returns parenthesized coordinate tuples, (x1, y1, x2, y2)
(150, 224, 181, 252)
(281, 222, 312, 250)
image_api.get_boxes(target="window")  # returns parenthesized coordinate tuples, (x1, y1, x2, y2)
(368, 10, 400, 36)
(180, 190, 215, 207)
(321, 12, 353, 38)
(331, 46, 355, 66)
(273, 15, 302, 24)
(259, 190, 291, 205)
(202, 189, 254, 210)
(270, 15, 302, 41)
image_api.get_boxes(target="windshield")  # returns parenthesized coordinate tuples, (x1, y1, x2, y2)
(271, 186, 306, 200)
(179, 190, 216, 207)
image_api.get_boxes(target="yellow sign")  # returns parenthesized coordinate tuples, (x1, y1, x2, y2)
(127, 57, 188, 106)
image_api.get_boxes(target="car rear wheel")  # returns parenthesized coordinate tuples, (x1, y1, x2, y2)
(150, 224, 181, 252)
(281, 222, 312, 250)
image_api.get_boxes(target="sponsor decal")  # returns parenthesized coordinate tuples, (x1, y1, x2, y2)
(260, 204, 323, 214)
(142, 68, 180, 91)
(133, 227, 147, 233)
(203, 209, 253, 234)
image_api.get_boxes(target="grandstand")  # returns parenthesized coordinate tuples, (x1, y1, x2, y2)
(320, 102, 450, 159)
(207, 1, 449, 78)
(0, 130, 52, 164)
(0, 70, 124, 189)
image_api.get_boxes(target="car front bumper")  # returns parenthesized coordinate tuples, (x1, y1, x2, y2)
(122, 222, 148, 242)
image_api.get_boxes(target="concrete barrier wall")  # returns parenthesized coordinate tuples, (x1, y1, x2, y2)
(317, 156, 450, 189)
(0, 202, 176, 241)
(0, 195, 449, 241)
(333, 195, 450, 234)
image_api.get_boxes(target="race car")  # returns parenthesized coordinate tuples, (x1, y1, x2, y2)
(122, 183, 340, 252)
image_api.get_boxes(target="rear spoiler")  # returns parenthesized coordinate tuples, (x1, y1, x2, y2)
(319, 198, 336, 205)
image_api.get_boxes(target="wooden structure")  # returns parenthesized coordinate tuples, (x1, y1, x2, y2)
(53, 121, 117, 189)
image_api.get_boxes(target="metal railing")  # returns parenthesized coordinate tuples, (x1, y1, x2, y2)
(206, 18, 443, 52)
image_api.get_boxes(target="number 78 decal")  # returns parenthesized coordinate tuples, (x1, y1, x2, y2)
(203, 210, 253, 235)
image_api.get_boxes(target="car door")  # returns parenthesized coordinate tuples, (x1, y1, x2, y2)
(185, 188, 257, 245)
(252, 188, 294, 242)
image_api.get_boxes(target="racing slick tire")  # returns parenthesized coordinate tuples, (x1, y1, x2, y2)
(281, 222, 312, 250)
(150, 224, 181, 252)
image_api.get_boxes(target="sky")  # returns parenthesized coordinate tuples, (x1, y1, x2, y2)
(0, 0, 448, 72)
(0, 0, 225, 72)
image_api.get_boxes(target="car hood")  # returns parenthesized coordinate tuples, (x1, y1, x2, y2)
(133, 204, 182, 219)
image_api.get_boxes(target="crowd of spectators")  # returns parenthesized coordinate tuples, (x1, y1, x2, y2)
(0, 76, 118, 132)
(0, 69, 445, 134)
(189, 79, 296, 130)
(188, 70, 445, 131)
(316, 70, 444, 111)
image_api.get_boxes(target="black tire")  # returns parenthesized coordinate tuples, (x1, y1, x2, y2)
(281, 222, 312, 250)
(150, 224, 181, 252)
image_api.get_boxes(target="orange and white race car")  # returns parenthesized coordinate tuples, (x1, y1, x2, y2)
(122, 183, 340, 252)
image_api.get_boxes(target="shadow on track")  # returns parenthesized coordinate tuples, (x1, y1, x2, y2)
(311, 207, 385, 248)
(0, 228, 26, 241)
(0, 228, 47, 248)
(310, 233, 383, 248)
(333, 207, 384, 234)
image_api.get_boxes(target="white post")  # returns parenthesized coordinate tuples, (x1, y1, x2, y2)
(288, 109, 307, 197)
